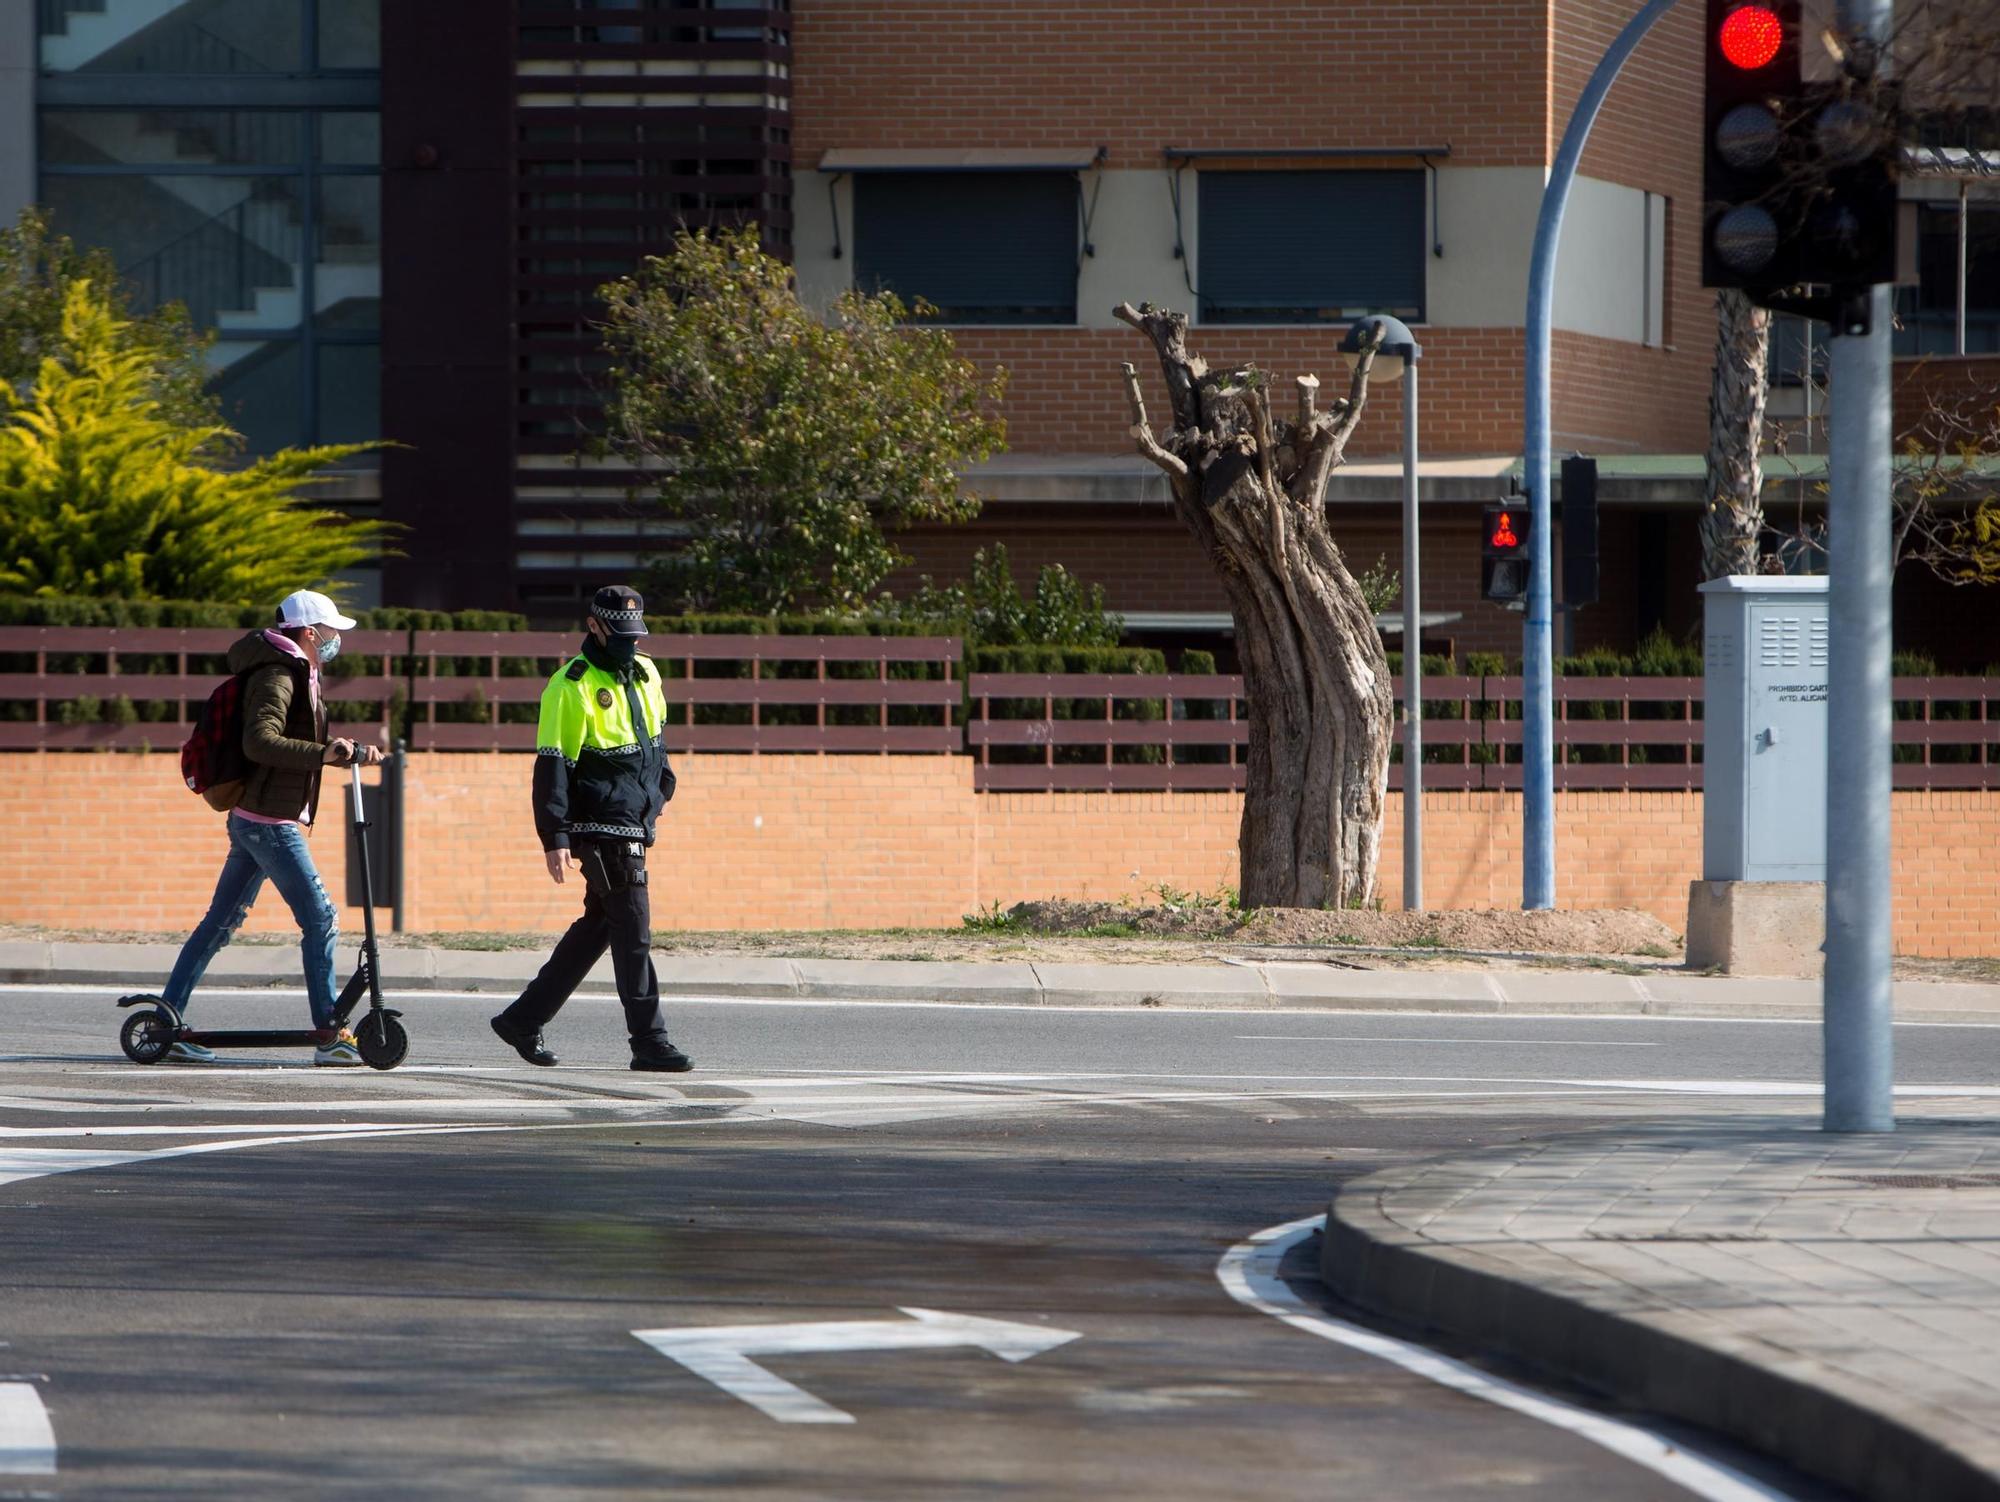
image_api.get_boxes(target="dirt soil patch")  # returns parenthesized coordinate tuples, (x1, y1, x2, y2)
(1008, 901, 1682, 957)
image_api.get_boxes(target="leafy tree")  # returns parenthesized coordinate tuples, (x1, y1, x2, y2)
(0, 206, 218, 432)
(599, 226, 1007, 614)
(873, 544, 1124, 649)
(0, 280, 383, 603)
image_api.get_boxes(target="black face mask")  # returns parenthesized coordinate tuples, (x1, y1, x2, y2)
(598, 634, 637, 668)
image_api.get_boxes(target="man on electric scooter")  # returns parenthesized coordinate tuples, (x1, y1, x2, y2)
(490, 585, 692, 1073)
(157, 589, 384, 1066)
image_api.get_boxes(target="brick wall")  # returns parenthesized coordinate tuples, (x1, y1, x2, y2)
(792, 1, 1550, 168)
(4, 754, 1993, 958)
(948, 324, 1707, 464)
(954, 326, 1528, 460)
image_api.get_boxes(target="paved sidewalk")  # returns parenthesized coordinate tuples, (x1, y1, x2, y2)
(3, 937, 1999, 1021)
(1322, 1117, 2000, 1502)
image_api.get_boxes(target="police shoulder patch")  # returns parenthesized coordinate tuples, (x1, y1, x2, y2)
(596, 687, 615, 709)
(564, 657, 589, 681)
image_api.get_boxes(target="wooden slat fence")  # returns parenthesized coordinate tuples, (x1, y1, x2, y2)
(407, 631, 961, 752)
(966, 672, 2000, 793)
(0, 627, 398, 750)
(3, 629, 1994, 789)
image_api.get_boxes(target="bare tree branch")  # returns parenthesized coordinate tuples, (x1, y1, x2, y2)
(1246, 378, 1279, 499)
(1295, 373, 1319, 430)
(1119, 359, 1188, 477)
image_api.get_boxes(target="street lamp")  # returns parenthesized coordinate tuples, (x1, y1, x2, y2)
(1341, 313, 1424, 912)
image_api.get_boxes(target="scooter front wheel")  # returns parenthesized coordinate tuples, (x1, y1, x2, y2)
(119, 1009, 174, 1065)
(354, 1012, 408, 1071)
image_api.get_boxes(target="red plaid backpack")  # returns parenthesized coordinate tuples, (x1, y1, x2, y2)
(180, 674, 251, 811)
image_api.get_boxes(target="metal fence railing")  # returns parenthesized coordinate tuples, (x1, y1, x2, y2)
(3, 629, 1995, 792)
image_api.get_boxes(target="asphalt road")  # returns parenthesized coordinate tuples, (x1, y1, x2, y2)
(4, 983, 1994, 1500)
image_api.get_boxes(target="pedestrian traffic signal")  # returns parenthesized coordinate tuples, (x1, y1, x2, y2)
(1483, 503, 1531, 604)
(1702, 0, 1900, 319)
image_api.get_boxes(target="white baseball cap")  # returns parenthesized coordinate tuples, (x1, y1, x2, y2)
(276, 589, 357, 632)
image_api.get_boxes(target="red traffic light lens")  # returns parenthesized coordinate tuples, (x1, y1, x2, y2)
(1718, 5, 1782, 69)
(1491, 511, 1521, 550)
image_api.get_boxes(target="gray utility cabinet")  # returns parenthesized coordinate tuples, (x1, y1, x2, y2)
(1700, 576, 1830, 882)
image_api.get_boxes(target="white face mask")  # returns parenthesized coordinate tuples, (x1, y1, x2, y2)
(315, 631, 342, 665)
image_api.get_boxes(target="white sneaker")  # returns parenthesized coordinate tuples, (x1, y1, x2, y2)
(167, 1040, 217, 1063)
(313, 1030, 363, 1067)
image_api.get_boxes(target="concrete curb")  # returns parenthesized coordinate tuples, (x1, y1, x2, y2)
(1319, 1159, 2000, 1502)
(2, 941, 1995, 1021)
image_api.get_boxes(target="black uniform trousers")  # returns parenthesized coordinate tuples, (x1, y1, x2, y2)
(502, 838, 668, 1043)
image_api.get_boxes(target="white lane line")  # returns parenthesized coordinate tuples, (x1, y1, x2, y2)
(1236, 1036, 1658, 1046)
(0, 1383, 56, 1474)
(1217, 1217, 1793, 1502)
(0, 1123, 482, 1139)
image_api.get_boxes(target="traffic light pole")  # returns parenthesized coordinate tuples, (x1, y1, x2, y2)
(1522, 0, 1683, 909)
(1403, 364, 1423, 913)
(1823, 0, 1895, 1133)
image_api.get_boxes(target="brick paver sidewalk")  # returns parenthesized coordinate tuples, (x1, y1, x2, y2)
(1322, 1116, 2000, 1502)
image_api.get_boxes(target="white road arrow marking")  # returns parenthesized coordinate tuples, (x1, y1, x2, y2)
(632, 1307, 1082, 1424)
(0, 1383, 55, 1474)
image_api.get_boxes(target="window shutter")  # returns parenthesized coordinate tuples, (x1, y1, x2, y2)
(854, 171, 1077, 324)
(1197, 170, 1426, 323)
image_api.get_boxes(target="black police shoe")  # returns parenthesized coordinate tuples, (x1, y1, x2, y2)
(630, 1038, 694, 1073)
(491, 1014, 558, 1067)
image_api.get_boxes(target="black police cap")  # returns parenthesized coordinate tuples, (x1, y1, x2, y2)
(590, 585, 648, 637)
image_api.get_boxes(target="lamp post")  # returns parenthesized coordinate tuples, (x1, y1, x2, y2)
(1341, 314, 1424, 911)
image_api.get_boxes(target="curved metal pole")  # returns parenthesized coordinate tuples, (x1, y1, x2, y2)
(1522, 0, 1684, 909)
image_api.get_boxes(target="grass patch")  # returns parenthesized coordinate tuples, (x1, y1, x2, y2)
(411, 931, 548, 951)
(961, 902, 1017, 933)
(1634, 943, 1677, 959)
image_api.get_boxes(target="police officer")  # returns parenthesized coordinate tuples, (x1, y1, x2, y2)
(491, 586, 692, 1072)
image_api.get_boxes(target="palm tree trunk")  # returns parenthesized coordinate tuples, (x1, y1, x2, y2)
(1702, 289, 1771, 579)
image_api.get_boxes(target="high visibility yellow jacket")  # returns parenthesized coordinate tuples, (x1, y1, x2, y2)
(532, 640, 675, 850)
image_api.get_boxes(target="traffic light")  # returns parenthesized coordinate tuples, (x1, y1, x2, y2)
(1703, 2, 1801, 292)
(1561, 455, 1599, 608)
(1702, 1, 1900, 320)
(1482, 503, 1531, 604)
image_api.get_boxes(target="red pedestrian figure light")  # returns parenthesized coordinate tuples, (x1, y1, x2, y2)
(1492, 511, 1520, 550)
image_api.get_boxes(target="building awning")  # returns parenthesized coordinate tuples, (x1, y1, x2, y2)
(1903, 146, 2000, 179)
(817, 147, 1103, 174)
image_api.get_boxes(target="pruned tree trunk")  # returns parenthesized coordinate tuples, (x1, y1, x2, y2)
(1115, 301, 1393, 909)
(1702, 288, 1771, 579)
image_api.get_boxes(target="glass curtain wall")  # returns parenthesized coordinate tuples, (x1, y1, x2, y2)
(37, 0, 381, 454)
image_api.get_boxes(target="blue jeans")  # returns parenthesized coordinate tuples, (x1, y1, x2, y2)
(163, 817, 340, 1030)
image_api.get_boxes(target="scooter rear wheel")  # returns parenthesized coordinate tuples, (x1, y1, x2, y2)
(119, 1009, 174, 1065)
(354, 1012, 408, 1071)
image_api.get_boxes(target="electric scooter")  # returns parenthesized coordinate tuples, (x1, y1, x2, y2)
(115, 761, 410, 1070)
